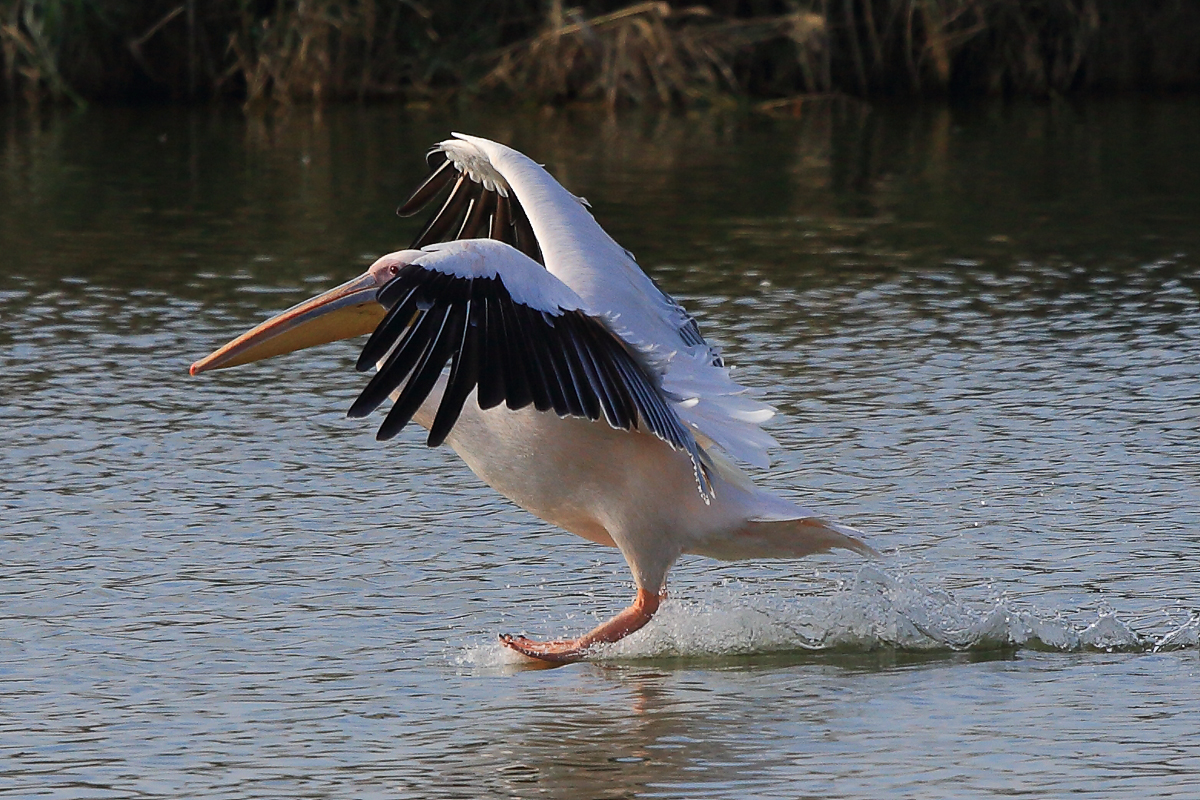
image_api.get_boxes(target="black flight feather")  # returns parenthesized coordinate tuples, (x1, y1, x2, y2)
(428, 290, 482, 447)
(377, 302, 459, 440)
(411, 174, 473, 249)
(397, 147, 545, 269)
(458, 185, 495, 241)
(500, 292, 552, 413)
(349, 301, 441, 419)
(397, 154, 454, 217)
(491, 194, 515, 245)
(475, 291, 508, 410)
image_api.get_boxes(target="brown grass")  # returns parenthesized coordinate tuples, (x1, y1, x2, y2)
(1, 1, 1198, 107)
(479, 2, 829, 107)
(225, 1, 340, 107)
(1, 0, 86, 106)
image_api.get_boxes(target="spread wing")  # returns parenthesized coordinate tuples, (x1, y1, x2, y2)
(388, 133, 779, 474)
(347, 240, 714, 501)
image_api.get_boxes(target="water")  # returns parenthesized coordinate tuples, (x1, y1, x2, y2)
(2, 99, 1199, 798)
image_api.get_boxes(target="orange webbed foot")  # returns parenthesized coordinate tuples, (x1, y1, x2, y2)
(499, 634, 591, 664)
(498, 588, 663, 664)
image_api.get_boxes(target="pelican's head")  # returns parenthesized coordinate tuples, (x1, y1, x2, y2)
(190, 251, 421, 375)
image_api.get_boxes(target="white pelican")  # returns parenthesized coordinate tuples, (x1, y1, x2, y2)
(191, 134, 873, 663)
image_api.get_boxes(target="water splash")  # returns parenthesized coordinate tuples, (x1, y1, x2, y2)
(456, 565, 1198, 668)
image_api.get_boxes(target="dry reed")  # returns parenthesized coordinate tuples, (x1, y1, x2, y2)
(479, 2, 828, 107)
(1, 1, 1197, 107)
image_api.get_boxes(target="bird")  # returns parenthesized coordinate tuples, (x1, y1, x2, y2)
(190, 133, 874, 664)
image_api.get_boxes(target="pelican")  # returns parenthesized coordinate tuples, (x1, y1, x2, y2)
(191, 134, 873, 663)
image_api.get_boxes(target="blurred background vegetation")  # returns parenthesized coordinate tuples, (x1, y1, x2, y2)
(1, 0, 1198, 108)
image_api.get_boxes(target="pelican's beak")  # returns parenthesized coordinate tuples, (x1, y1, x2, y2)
(190, 271, 387, 375)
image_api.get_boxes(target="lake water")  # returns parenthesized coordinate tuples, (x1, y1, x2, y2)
(2, 98, 1198, 798)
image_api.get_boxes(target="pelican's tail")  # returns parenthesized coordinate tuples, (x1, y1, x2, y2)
(685, 444, 876, 562)
(689, 516, 876, 562)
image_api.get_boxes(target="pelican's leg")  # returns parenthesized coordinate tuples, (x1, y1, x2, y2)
(500, 588, 663, 664)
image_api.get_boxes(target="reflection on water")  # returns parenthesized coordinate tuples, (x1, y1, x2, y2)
(2, 99, 1199, 798)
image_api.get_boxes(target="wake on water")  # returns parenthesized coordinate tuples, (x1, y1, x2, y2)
(457, 565, 1199, 668)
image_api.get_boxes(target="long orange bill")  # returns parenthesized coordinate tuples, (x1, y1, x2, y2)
(190, 272, 387, 375)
